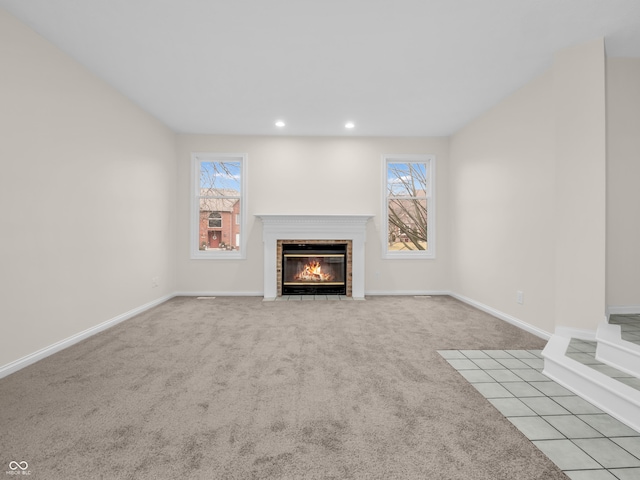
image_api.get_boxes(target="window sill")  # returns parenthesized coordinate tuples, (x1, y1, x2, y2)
(383, 251, 435, 260)
(191, 250, 246, 260)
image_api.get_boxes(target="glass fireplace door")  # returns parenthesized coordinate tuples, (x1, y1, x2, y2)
(282, 244, 346, 295)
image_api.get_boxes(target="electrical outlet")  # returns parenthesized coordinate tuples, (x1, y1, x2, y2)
(152, 276, 159, 288)
(516, 290, 524, 304)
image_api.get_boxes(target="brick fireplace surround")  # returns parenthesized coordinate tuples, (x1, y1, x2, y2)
(256, 215, 373, 300)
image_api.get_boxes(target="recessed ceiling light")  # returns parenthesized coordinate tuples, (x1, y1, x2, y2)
(345, 122, 355, 129)
(275, 120, 285, 127)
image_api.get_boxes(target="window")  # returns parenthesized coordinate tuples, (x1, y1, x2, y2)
(191, 153, 246, 259)
(383, 154, 435, 259)
(208, 212, 222, 228)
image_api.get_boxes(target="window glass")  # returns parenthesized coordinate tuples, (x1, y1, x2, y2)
(384, 156, 435, 258)
(192, 154, 245, 258)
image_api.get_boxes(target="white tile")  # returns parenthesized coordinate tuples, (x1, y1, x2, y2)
(505, 350, 538, 359)
(611, 437, 640, 458)
(520, 358, 545, 369)
(472, 382, 513, 398)
(511, 369, 549, 382)
(565, 470, 618, 480)
(542, 415, 603, 439)
(578, 414, 640, 437)
(471, 358, 504, 370)
(590, 364, 633, 378)
(573, 438, 640, 468)
(551, 396, 603, 415)
(488, 398, 537, 417)
(501, 381, 545, 398)
(483, 350, 514, 359)
(532, 439, 601, 470)
(486, 370, 522, 382)
(610, 467, 640, 479)
(508, 416, 565, 440)
(437, 350, 466, 359)
(446, 359, 479, 370)
(529, 381, 574, 396)
(618, 377, 640, 390)
(520, 397, 570, 416)
(566, 352, 602, 365)
(496, 358, 530, 369)
(457, 369, 495, 383)
(459, 350, 490, 359)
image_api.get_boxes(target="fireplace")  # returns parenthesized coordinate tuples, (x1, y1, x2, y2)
(282, 243, 347, 295)
(255, 214, 373, 299)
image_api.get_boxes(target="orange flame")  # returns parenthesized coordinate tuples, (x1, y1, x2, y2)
(294, 260, 334, 282)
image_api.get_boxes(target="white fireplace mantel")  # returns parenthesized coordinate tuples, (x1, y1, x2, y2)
(256, 214, 374, 299)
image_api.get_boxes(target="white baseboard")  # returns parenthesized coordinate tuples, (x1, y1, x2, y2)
(0, 294, 174, 379)
(173, 291, 264, 297)
(554, 326, 597, 341)
(449, 292, 551, 340)
(181, 291, 451, 298)
(0, 290, 554, 379)
(364, 290, 450, 296)
(608, 305, 640, 315)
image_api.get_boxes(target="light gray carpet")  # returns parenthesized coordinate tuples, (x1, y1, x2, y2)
(0, 296, 567, 479)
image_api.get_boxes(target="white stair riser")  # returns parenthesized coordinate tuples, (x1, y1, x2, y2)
(542, 335, 640, 434)
(596, 321, 640, 377)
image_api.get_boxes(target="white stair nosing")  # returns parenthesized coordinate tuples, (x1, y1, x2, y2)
(542, 335, 640, 434)
(595, 320, 640, 377)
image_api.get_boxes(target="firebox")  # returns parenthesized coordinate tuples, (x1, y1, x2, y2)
(281, 243, 347, 295)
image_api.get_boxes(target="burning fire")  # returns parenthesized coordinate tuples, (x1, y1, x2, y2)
(294, 260, 334, 282)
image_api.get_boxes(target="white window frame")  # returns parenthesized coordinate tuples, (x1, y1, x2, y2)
(191, 153, 247, 260)
(208, 212, 222, 229)
(382, 154, 435, 259)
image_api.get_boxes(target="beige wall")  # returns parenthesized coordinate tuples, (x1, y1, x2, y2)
(450, 71, 557, 334)
(450, 38, 607, 334)
(552, 39, 607, 330)
(175, 135, 451, 295)
(606, 57, 640, 308)
(0, 10, 178, 368)
(1, 7, 629, 372)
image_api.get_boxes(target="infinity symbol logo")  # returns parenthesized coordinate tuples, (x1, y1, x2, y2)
(8, 461, 28, 471)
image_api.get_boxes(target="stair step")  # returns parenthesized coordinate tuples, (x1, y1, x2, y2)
(597, 314, 640, 378)
(610, 314, 640, 345)
(542, 335, 640, 433)
(568, 339, 640, 390)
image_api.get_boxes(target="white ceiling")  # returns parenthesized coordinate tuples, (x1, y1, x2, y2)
(2, 0, 640, 136)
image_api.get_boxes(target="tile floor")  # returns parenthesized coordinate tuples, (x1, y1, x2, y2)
(609, 314, 640, 345)
(439, 348, 640, 480)
(566, 339, 640, 391)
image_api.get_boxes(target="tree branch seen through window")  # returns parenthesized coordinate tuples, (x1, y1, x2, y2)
(386, 161, 429, 252)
